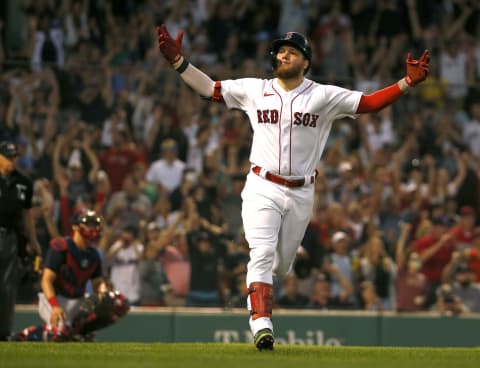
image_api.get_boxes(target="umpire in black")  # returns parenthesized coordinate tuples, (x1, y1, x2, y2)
(0, 141, 41, 340)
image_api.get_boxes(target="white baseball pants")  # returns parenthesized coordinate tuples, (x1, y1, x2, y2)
(38, 293, 83, 329)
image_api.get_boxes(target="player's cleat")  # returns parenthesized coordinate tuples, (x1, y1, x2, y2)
(254, 328, 274, 351)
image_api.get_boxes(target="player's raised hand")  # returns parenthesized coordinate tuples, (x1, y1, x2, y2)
(405, 50, 430, 86)
(156, 24, 184, 65)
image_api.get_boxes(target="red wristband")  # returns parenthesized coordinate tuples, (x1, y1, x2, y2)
(212, 81, 224, 103)
(48, 296, 59, 308)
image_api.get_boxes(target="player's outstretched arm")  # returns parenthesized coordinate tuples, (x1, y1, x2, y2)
(356, 50, 430, 114)
(157, 24, 217, 100)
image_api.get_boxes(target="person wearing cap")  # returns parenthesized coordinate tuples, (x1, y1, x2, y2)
(438, 261, 480, 314)
(449, 262, 480, 312)
(434, 283, 467, 316)
(323, 231, 356, 308)
(333, 160, 364, 205)
(0, 141, 41, 341)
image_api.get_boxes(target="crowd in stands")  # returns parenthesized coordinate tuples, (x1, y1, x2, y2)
(2, 0, 480, 314)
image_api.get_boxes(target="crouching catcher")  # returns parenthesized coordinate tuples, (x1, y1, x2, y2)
(13, 286, 129, 342)
(11, 209, 129, 342)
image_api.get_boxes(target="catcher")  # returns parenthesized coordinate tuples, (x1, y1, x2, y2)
(11, 209, 129, 341)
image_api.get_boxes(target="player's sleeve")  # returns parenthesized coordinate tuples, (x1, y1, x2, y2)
(44, 247, 66, 273)
(356, 83, 404, 113)
(219, 79, 254, 110)
(179, 63, 216, 98)
(324, 85, 363, 120)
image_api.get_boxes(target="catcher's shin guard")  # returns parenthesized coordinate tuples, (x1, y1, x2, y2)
(248, 282, 273, 320)
(11, 324, 73, 342)
(9, 325, 43, 341)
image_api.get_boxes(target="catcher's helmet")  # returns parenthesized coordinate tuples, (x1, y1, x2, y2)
(270, 32, 312, 74)
(0, 141, 18, 158)
(72, 208, 103, 241)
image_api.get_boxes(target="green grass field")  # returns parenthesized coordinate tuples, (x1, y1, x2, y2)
(2, 343, 480, 368)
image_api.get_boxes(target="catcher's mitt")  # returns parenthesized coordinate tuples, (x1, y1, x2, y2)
(72, 290, 130, 337)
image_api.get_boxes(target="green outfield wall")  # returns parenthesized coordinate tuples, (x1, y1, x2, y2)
(13, 306, 480, 346)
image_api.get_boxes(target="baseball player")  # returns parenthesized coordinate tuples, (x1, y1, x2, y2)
(157, 24, 429, 350)
(11, 209, 129, 341)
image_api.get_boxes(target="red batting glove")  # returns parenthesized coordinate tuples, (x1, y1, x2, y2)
(405, 50, 430, 87)
(156, 24, 184, 65)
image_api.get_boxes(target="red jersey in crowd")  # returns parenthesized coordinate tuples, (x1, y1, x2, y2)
(450, 225, 475, 250)
(99, 147, 144, 192)
(411, 234, 454, 282)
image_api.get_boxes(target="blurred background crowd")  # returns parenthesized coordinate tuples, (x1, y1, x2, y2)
(1, 0, 480, 315)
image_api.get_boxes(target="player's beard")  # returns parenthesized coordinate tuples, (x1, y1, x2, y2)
(274, 61, 305, 80)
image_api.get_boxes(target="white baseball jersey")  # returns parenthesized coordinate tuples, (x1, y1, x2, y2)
(220, 78, 362, 176)
(217, 76, 362, 337)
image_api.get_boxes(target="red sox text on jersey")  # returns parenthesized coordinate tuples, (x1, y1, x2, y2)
(257, 109, 319, 127)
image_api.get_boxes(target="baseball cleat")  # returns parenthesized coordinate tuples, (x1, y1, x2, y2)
(254, 328, 274, 351)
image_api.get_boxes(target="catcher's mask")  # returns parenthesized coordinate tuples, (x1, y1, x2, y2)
(270, 32, 312, 75)
(72, 209, 103, 242)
